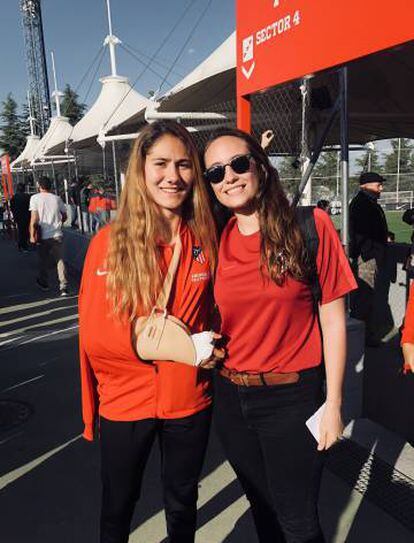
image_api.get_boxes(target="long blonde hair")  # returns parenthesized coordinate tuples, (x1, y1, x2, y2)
(204, 128, 310, 285)
(107, 121, 217, 319)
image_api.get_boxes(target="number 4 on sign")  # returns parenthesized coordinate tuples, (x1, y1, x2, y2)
(293, 10, 300, 25)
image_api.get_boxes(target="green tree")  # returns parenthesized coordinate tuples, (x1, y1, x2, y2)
(312, 150, 339, 196)
(276, 155, 301, 195)
(20, 101, 31, 137)
(355, 148, 383, 175)
(383, 138, 414, 192)
(383, 138, 413, 174)
(61, 84, 86, 125)
(0, 93, 27, 160)
(313, 151, 338, 180)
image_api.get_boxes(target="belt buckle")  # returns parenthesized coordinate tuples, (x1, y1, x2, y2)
(231, 373, 241, 386)
(229, 371, 245, 386)
(232, 372, 249, 386)
(241, 373, 250, 387)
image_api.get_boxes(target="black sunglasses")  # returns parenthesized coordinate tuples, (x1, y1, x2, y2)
(204, 153, 252, 184)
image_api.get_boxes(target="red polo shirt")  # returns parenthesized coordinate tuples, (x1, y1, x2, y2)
(214, 209, 357, 374)
(401, 283, 414, 345)
(78, 223, 213, 440)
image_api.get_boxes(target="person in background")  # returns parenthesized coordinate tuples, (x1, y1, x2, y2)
(203, 128, 357, 543)
(96, 186, 112, 227)
(29, 177, 69, 296)
(88, 185, 101, 233)
(79, 121, 221, 543)
(349, 171, 390, 345)
(402, 208, 414, 281)
(10, 182, 31, 252)
(316, 199, 331, 214)
(80, 181, 92, 233)
(69, 179, 80, 228)
(88, 185, 110, 232)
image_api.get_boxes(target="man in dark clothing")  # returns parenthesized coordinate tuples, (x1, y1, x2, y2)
(402, 208, 414, 280)
(69, 180, 80, 228)
(349, 172, 392, 344)
(10, 183, 31, 251)
(80, 183, 92, 233)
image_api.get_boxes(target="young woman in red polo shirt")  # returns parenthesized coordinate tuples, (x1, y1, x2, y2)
(79, 121, 219, 543)
(203, 128, 357, 543)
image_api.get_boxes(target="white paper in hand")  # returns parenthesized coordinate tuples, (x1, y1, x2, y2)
(306, 402, 326, 442)
(191, 331, 215, 366)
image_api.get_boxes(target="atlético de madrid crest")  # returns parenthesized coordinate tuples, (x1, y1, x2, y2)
(192, 246, 206, 264)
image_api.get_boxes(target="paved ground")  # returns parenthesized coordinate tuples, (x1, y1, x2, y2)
(0, 236, 413, 542)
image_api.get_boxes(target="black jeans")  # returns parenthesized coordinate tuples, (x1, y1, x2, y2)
(214, 367, 325, 543)
(99, 407, 211, 543)
(16, 218, 29, 250)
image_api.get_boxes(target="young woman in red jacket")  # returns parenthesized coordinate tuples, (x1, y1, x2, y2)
(79, 121, 219, 543)
(203, 128, 357, 543)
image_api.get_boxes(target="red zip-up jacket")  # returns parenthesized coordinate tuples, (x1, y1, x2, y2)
(78, 223, 213, 440)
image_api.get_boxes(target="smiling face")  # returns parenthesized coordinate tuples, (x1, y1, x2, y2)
(204, 136, 260, 213)
(144, 134, 194, 216)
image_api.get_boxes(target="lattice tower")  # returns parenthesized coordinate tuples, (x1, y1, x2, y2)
(20, 0, 51, 136)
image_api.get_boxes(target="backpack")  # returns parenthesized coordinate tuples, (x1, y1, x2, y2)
(295, 206, 322, 312)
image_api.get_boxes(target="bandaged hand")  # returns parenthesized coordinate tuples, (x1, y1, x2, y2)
(192, 332, 225, 369)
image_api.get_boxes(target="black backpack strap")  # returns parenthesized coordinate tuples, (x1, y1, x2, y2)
(295, 206, 322, 312)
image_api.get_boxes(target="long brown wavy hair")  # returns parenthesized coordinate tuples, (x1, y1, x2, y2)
(107, 120, 217, 319)
(204, 128, 310, 285)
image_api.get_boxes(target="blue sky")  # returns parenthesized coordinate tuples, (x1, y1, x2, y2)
(1, 0, 396, 168)
(1, 0, 235, 111)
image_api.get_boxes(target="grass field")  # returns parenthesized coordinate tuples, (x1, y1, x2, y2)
(332, 210, 412, 244)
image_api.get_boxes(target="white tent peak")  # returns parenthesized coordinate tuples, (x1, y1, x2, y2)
(32, 116, 73, 163)
(163, 32, 235, 100)
(70, 75, 151, 147)
(11, 134, 41, 170)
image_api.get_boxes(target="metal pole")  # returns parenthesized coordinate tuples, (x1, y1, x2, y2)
(50, 51, 61, 117)
(63, 178, 69, 205)
(102, 146, 107, 180)
(73, 151, 84, 233)
(300, 79, 312, 205)
(51, 159, 58, 194)
(339, 67, 349, 252)
(396, 137, 401, 204)
(105, 0, 118, 76)
(73, 150, 79, 182)
(293, 93, 341, 206)
(111, 141, 119, 203)
(336, 150, 340, 198)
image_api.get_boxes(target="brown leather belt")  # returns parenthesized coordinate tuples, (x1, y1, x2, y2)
(219, 367, 300, 387)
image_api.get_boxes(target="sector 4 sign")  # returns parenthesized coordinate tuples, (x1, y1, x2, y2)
(237, 0, 414, 97)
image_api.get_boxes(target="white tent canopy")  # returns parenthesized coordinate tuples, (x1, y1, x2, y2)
(161, 31, 236, 108)
(66, 75, 151, 149)
(110, 33, 236, 135)
(31, 116, 73, 164)
(11, 135, 41, 170)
